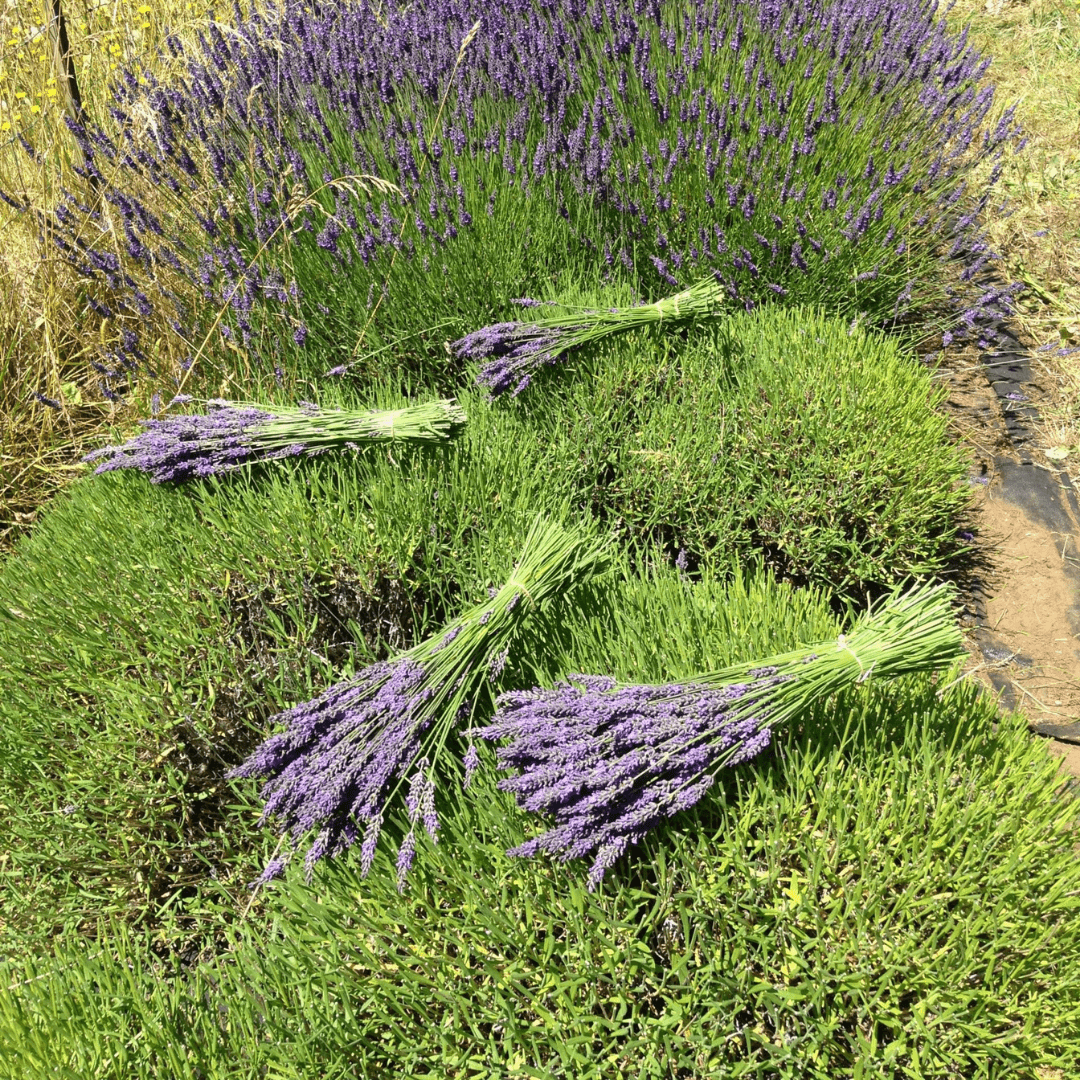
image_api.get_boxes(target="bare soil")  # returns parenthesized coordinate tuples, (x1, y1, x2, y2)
(940, 337, 1080, 778)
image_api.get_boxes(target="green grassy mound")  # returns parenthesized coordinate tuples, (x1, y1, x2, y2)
(0, 307, 970, 957)
(523, 304, 970, 592)
(2, 570, 1077, 1078)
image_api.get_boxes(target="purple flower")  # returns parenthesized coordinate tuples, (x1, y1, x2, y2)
(396, 829, 417, 892)
(474, 674, 777, 889)
(452, 321, 572, 398)
(229, 517, 613, 887)
(230, 656, 436, 885)
(82, 402, 276, 482)
(83, 398, 465, 482)
(252, 856, 289, 886)
(462, 744, 480, 789)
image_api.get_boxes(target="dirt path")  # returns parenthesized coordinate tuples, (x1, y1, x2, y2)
(942, 335, 1080, 778)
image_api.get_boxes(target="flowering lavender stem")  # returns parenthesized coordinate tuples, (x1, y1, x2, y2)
(474, 582, 962, 888)
(83, 398, 466, 482)
(229, 517, 612, 888)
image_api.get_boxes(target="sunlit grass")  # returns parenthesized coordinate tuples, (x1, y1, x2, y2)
(944, 0, 1080, 466)
(0, 0, 249, 552)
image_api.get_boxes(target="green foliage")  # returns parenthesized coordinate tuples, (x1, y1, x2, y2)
(3, 655, 1078, 1077)
(0, 307, 972, 956)
(523, 304, 970, 593)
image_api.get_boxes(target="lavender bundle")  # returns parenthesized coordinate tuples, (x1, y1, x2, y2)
(453, 279, 725, 397)
(82, 398, 466, 482)
(473, 582, 963, 889)
(229, 518, 611, 888)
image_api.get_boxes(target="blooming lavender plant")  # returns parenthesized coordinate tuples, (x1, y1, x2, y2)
(229, 517, 611, 888)
(454, 278, 725, 396)
(474, 581, 962, 889)
(19, 0, 1024, 398)
(82, 397, 465, 482)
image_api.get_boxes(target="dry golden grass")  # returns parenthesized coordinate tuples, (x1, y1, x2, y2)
(0, 0, 244, 552)
(944, 0, 1080, 471)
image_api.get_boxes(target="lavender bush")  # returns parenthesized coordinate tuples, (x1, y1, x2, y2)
(474, 580, 962, 888)
(12, 0, 1023, 398)
(229, 517, 611, 888)
(83, 397, 465, 482)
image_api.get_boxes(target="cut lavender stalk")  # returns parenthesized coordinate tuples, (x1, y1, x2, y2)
(473, 582, 963, 889)
(82, 398, 466, 482)
(229, 517, 611, 889)
(453, 278, 726, 397)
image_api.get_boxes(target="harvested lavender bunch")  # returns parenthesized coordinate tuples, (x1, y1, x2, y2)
(229, 517, 611, 888)
(454, 278, 725, 397)
(82, 398, 466, 482)
(474, 582, 962, 889)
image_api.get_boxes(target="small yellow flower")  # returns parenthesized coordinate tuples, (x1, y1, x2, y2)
(109, 44, 122, 55)
(30, 104, 39, 113)
(0, 122, 10, 132)
(15, 92, 26, 100)
(136, 4, 152, 11)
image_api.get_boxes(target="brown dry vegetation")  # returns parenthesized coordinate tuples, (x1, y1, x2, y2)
(0, 0, 1077, 552)
(0, 0, 241, 551)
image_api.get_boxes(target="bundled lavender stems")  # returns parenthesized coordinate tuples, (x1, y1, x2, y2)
(229, 518, 611, 888)
(453, 279, 725, 397)
(83, 398, 466, 482)
(473, 582, 962, 889)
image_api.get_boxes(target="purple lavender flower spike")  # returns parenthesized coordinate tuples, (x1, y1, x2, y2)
(406, 758, 439, 842)
(462, 744, 480, 790)
(230, 656, 435, 882)
(396, 829, 417, 892)
(453, 321, 571, 398)
(252, 855, 288, 887)
(360, 813, 382, 878)
(82, 402, 274, 483)
(83, 398, 466, 481)
(473, 674, 777, 888)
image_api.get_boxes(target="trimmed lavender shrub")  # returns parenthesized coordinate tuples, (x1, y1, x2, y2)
(17, 0, 1023, 397)
(474, 581, 962, 888)
(82, 397, 466, 482)
(228, 517, 611, 887)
